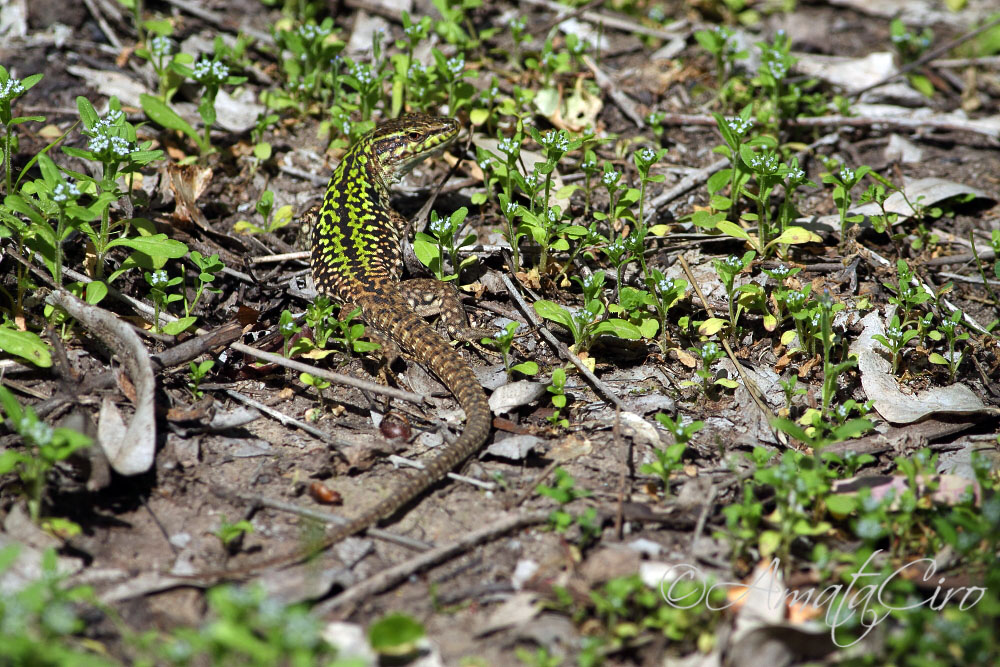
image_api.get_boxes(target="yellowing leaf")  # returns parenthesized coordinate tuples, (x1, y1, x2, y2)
(770, 226, 822, 245)
(698, 318, 726, 336)
(469, 108, 489, 126)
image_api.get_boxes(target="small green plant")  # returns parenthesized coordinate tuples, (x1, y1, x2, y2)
(694, 25, 747, 92)
(515, 645, 562, 667)
(482, 321, 537, 377)
(299, 372, 332, 411)
(140, 53, 246, 157)
(184, 251, 224, 317)
(778, 373, 807, 416)
(214, 516, 255, 546)
(927, 309, 969, 381)
(822, 164, 870, 247)
(152, 584, 338, 664)
(545, 366, 570, 429)
(414, 206, 476, 281)
(188, 57, 247, 153)
(712, 251, 755, 336)
(642, 270, 688, 353)
(890, 18, 935, 96)
(533, 272, 641, 352)
(278, 309, 301, 357)
(0, 546, 107, 665)
(0, 67, 43, 198)
(368, 612, 426, 659)
(0, 387, 92, 522)
(328, 306, 381, 358)
(537, 467, 600, 548)
(4, 155, 104, 288)
(773, 292, 872, 447)
(188, 359, 214, 398)
(233, 190, 294, 235)
(304, 295, 337, 349)
(640, 414, 702, 495)
(62, 96, 177, 281)
(145, 269, 185, 335)
(134, 31, 193, 102)
(682, 340, 737, 396)
(873, 314, 920, 375)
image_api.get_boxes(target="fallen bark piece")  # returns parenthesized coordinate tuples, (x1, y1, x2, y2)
(47, 290, 157, 475)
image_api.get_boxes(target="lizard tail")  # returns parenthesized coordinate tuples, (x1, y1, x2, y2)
(333, 289, 492, 533)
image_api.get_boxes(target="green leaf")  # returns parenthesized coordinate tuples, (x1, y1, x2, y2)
(106, 234, 188, 258)
(85, 281, 108, 305)
(758, 529, 781, 558)
(469, 108, 489, 125)
(140, 93, 205, 151)
(412, 234, 439, 270)
(716, 220, 751, 241)
(161, 316, 197, 335)
(511, 361, 538, 375)
(76, 96, 100, 129)
(592, 319, 642, 339)
(825, 494, 856, 516)
(369, 613, 425, 654)
(533, 300, 574, 331)
(0, 325, 52, 368)
(928, 353, 948, 365)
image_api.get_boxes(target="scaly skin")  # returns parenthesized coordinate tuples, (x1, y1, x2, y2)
(181, 115, 490, 581)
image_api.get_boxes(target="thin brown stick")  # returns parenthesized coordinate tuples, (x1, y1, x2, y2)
(850, 14, 1000, 98)
(582, 55, 645, 129)
(501, 274, 626, 410)
(313, 510, 550, 614)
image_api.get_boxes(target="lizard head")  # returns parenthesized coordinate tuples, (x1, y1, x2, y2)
(369, 114, 460, 184)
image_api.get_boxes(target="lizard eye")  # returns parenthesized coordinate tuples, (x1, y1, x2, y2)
(406, 131, 423, 142)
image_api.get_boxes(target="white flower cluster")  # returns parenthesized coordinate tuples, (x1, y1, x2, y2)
(540, 131, 569, 153)
(351, 62, 374, 85)
(0, 76, 24, 102)
(446, 57, 464, 77)
(498, 137, 519, 154)
(150, 35, 172, 57)
(784, 292, 806, 311)
(726, 116, 753, 136)
(20, 416, 53, 446)
(602, 170, 620, 187)
(192, 59, 229, 83)
(748, 153, 778, 173)
(52, 182, 81, 203)
(430, 215, 449, 236)
(298, 24, 330, 41)
(149, 270, 169, 287)
(88, 134, 133, 159)
(766, 59, 787, 80)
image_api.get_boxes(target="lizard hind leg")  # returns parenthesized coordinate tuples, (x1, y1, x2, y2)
(398, 278, 493, 343)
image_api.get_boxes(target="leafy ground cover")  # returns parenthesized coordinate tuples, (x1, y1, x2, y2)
(1, 0, 999, 664)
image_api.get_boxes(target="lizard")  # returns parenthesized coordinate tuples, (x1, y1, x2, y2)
(179, 114, 491, 581)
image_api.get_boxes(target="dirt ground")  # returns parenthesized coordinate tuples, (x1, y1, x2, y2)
(1, 0, 999, 665)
